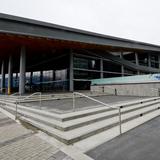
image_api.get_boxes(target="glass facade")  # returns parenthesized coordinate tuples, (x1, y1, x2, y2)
(138, 53, 148, 66)
(103, 60, 121, 73)
(124, 67, 137, 76)
(151, 54, 159, 68)
(73, 55, 101, 90)
(1, 51, 160, 92)
(27, 69, 69, 92)
(74, 56, 100, 70)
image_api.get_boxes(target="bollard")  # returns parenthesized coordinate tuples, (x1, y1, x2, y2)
(118, 107, 122, 134)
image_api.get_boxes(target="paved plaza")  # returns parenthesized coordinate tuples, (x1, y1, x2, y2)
(1, 95, 160, 160)
(0, 112, 73, 160)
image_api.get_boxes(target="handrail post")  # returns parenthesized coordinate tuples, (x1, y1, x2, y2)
(15, 100, 18, 120)
(119, 107, 122, 135)
(73, 92, 75, 111)
(3, 89, 5, 103)
(4, 88, 7, 103)
(40, 92, 42, 109)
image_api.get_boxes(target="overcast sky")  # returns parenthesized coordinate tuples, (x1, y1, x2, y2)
(0, 0, 160, 45)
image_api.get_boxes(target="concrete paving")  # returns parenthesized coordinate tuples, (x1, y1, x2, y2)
(0, 112, 73, 160)
(87, 115, 160, 160)
(22, 95, 145, 113)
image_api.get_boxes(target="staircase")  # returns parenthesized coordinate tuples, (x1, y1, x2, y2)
(0, 91, 109, 104)
(0, 94, 160, 152)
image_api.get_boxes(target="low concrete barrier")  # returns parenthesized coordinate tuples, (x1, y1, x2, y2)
(91, 82, 160, 97)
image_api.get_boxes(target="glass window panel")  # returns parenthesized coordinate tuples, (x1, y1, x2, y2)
(73, 56, 100, 70)
(103, 60, 121, 73)
(55, 69, 67, 81)
(43, 70, 53, 82)
(74, 70, 100, 79)
(32, 71, 40, 84)
(104, 73, 121, 78)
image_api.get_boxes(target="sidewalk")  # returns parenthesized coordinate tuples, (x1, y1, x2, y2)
(87, 115, 160, 160)
(0, 112, 73, 160)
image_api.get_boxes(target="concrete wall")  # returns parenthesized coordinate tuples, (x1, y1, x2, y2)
(91, 82, 160, 97)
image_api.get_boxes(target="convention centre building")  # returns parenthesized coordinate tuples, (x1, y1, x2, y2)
(0, 13, 160, 94)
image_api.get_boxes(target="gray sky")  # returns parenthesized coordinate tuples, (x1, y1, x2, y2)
(0, 0, 160, 45)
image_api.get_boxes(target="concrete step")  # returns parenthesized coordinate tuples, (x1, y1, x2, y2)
(5, 100, 160, 130)
(59, 97, 160, 121)
(74, 109, 160, 152)
(0, 102, 62, 121)
(19, 103, 159, 144)
(1, 92, 110, 103)
(2, 99, 160, 131)
(1, 97, 159, 119)
(1, 96, 160, 146)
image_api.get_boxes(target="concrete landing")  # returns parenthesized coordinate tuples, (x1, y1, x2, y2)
(87, 115, 160, 160)
(22, 95, 146, 113)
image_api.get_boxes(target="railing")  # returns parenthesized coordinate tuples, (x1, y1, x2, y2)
(10, 92, 21, 97)
(73, 92, 122, 134)
(0, 88, 8, 103)
(15, 92, 42, 119)
(0, 88, 7, 94)
(21, 92, 42, 106)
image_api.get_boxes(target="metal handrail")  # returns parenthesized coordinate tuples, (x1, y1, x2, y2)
(0, 88, 7, 103)
(14, 92, 42, 119)
(73, 92, 116, 109)
(22, 92, 41, 101)
(19, 92, 42, 108)
(73, 92, 122, 134)
(150, 88, 159, 91)
(10, 92, 21, 97)
(0, 88, 7, 96)
(0, 88, 7, 92)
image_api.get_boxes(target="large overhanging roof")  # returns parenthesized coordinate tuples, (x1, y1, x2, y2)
(0, 13, 160, 52)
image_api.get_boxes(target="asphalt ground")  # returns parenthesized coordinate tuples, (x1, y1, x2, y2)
(87, 115, 160, 160)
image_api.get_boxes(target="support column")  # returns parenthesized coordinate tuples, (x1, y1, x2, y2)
(100, 58, 103, 78)
(69, 50, 74, 92)
(120, 52, 124, 77)
(1, 61, 5, 92)
(8, 55, 13, 95)
(30, 72, 33, 92)
(40, 70, 43, 91)
(148, 53, 151, 67)
(158, 55, 160, 69)
(52, 70, 55, 91)
(135, 52, 140, 75)
(19, 46, 26, 95)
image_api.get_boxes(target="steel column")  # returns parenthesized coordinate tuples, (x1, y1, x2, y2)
(19, 46, 26, 95)
(100, 58, 103, 78)
(1, 61, 5, 92)
(8, 55, 13, 95)
(40, 70, 43, 91)
(158, 55, 160, 69)
(30, 72, 33, 92)
(135, 52, 140, 75)
(69, 50, 74, 92)
(120, 52, 124, 76)
(148, 53, 151, 67)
